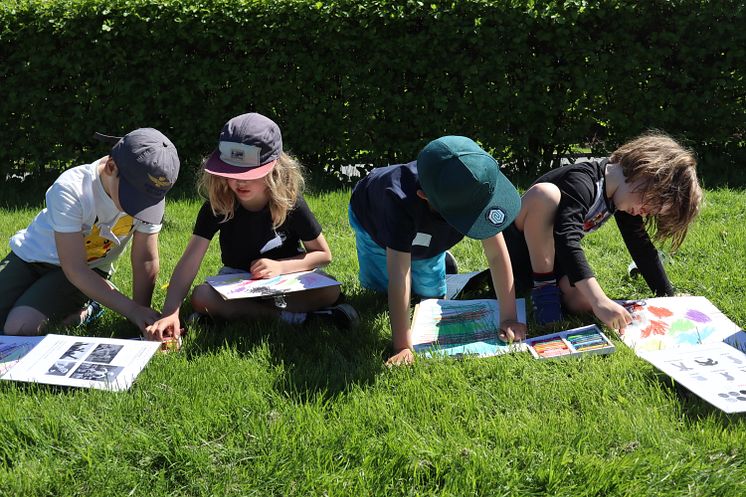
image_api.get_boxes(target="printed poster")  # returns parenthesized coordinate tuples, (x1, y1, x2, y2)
(1, 334, 160, 391)
(639, 342, 746, 413)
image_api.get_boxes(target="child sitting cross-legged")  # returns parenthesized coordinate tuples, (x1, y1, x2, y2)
(145, 113, 357, 341)
(504, 131, 702, 330)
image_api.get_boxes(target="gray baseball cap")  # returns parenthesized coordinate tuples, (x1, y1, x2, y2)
(95, 128, 180, 224)
(204, 113, 282, 180)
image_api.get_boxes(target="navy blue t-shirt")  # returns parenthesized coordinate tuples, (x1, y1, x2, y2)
(349, 162, 464, 259)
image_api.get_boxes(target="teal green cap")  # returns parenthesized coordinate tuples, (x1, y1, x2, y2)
(417, 136, 520, 239)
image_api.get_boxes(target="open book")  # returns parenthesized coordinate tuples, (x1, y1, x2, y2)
(206, 269, 340, 300)
(0, 334, 160, 391)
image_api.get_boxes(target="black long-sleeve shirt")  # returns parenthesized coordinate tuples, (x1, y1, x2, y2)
(537, 159, 674, 296)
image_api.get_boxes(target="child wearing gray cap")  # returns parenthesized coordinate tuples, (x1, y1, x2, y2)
(349, 136, 526, 365)
(0, 128, 180, 335)
(146, 113, 357, 341)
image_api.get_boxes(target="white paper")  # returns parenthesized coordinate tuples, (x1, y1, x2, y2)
(411, 298, 527, 358)
(206, 269, 340, 300)
(1, 334, 160, 391)
(618, 296, 743, 352)
(0, 335, 44, 375)
(639, 342, 746, 413)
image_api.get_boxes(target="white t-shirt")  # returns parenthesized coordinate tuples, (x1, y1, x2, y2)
(10, 158, 161, 274)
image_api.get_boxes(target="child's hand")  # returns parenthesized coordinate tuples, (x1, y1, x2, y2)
(144, 312, 181, 342)
(386, 348, 415, 366)
(592, 298, 632, 331)
(127, 304, 160, 334)
(499, 319, 527, 342)
(249, 258, 283, 279)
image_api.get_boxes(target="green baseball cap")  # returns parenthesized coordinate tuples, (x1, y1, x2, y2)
(417, 136, 520, 239)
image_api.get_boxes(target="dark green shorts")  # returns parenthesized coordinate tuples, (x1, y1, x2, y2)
(0, 251, 108, 328)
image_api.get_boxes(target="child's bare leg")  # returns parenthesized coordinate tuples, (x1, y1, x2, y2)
(515, 183, 563, 324)
(515, 183, 561, 271)
(190, 283, 277, 320)
(282, 285, 341, 313)
(558, 276, 593, 314)
(3, 306, 48, 335)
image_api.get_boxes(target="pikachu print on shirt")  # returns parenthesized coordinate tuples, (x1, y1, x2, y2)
(84, 213, 135, 263)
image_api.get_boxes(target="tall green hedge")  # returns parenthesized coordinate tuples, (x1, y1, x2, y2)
(0, 0, 744, 182)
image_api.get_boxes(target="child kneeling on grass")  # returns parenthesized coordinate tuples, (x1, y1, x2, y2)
(146, 113, 357, 341)
(504, 131, 702, 329)
(0, 128, 180, 335)
(349, 135, 525, 365)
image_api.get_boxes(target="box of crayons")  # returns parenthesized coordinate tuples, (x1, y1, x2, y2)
(525, 324, 615, 360)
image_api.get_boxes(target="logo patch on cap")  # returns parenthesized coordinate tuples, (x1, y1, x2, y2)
(148, 174, 172, 190)
(486, 207, 505, 226)
(230, 148, 245, 160)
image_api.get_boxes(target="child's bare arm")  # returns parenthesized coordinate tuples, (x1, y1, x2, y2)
(55, 231, 158, 332)
(386, 248, 414, 365)
(482, 233, 527, 341)
(574, 277, 632, 331)
(130, 231, 159, 308)
(249, 233, 333, 278)
(146, 235, 211, 341)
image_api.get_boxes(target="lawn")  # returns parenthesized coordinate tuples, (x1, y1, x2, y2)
(1, 181, 745, 496)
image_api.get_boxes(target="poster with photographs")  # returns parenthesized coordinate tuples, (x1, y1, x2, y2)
(638, 342, 746, 413)
(0, 334, 160, 391)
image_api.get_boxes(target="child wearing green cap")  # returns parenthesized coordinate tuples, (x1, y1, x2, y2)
(349, 135, 526, 365)
(0, 128, 180, 335)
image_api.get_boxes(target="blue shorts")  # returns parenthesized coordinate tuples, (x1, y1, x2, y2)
(348, 206, 446, 298)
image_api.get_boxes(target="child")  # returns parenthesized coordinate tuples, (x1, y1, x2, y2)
(145, 113, 357, 341)
(0, 128, 180, 335)
(349, 135, 526, 365)
(505, 131, 702, 329)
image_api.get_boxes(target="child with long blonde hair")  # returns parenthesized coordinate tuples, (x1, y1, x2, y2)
(505, 131, 702, 329)
(146, 113, 356, 340)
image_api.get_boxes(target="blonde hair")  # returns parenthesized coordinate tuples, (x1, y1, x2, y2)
(197, 152, 306, 228)
(609, 131, 702, 250)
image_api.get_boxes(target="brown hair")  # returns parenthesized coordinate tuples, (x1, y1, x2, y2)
(610, 131, 702, 250)
(197, 152, 305, 228)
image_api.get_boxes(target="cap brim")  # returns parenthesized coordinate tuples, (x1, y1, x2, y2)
(440, 173, 521, 240)
(118, 176, 166, 225)
(204, 150, 276, 180)
(93, 132, 123, 146)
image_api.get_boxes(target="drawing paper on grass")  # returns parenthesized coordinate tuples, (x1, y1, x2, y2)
(412, 299, 527, 357)
(206, 270, 340, 300)
(620, 296, 742, 352)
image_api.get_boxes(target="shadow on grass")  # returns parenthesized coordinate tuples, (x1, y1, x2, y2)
(96, 289, 393, 402)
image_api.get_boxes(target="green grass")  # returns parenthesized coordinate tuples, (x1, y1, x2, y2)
(1, 186, 746, 496)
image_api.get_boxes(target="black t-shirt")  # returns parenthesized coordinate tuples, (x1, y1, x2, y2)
(349, 161, 464, 259)
(193, 195, 322, 271)
(532, 159, 673, 296)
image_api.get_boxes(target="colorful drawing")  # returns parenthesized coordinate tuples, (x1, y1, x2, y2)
(619, 297, 742, 352)
(0, 336, 44, 375)
(206, 270, 340, 300)
(411, 299, 527, 358)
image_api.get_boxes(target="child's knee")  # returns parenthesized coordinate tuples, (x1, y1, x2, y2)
(3, 306, 47, 335)
(190, 284, 217, 313)
(524, 183, 561, 212)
